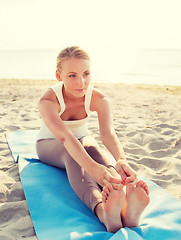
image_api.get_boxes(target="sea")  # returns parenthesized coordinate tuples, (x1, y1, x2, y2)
(0, 48, 181, 86)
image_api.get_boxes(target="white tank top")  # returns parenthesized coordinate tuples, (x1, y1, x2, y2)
(37, 82, 94, 140)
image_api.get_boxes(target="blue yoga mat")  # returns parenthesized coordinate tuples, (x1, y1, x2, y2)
(6, 130, 181, 240)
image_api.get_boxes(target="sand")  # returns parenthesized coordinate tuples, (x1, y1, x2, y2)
(0, 79, 181, 239)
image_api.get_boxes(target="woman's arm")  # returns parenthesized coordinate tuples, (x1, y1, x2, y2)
(38, 89, 123, 187)
(91, 91, 125, 161)
(92, 91, 137, 185)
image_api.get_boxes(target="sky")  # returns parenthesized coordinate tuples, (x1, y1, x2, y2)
(0, 0, 181, 51)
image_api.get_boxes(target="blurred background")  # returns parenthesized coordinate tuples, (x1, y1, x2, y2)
(0, 0, 181, 85)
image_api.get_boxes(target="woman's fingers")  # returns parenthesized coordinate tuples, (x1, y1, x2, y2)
(116, 166, 127, 180)
(105, 171, 122, 183)
(123, 164, 136, 177)
(98, 165, 124, 188)
(104, 171, 123, 189)
(112, 183, 124, 190)
(116, 162, 137, 185)
(116, 162, 130, 181)
(126, 177, 138, 187)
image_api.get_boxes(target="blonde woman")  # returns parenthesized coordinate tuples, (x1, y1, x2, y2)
(36, 46, 149, 233)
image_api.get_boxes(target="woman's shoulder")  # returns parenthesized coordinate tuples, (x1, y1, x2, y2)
(92, 86, 106, 99)
(50, 82, 63, 92)
(39, 83, 62, 106)
(90, 87, 109, 111)
(92, 86, 110, 103)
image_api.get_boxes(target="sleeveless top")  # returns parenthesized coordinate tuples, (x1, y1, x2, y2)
(37, 82, 94, 140)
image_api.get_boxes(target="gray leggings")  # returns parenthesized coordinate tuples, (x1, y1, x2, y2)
(36, 137, 115, 214)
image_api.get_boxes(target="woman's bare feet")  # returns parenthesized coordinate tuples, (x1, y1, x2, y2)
(121, 180, 150, 228)
(101, 183, 125, 233)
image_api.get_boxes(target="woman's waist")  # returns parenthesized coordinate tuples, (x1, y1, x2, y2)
(37, 121, 89, 140)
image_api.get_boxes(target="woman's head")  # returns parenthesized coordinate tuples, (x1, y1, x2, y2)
(56, 46, 90, 71)
(56, 46, 91, 98)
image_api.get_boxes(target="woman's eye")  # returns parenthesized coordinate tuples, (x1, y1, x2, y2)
(84, 72, 90, 77)
(69, 74, 76, 78)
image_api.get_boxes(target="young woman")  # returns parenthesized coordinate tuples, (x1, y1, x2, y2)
(36, 46, 149, 233)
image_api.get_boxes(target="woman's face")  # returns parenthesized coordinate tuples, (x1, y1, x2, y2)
(57, 58, 91, 99)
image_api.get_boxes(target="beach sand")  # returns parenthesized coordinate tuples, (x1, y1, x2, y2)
(0, 79, 181, 239)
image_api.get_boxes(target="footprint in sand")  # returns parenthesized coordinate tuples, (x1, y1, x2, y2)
(139, 157, 165, 170)
(6, 126, 20, 131)
(148, 141, 168, 151)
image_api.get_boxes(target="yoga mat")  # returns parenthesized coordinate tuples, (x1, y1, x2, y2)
(6, 130, 181, 240)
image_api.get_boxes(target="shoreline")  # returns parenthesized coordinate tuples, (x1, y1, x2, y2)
(1, 78, 181, 89)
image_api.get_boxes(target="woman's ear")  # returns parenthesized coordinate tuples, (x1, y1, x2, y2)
(56, 69, 62, 81)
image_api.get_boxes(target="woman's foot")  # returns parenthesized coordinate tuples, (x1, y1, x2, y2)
(101, 183, 125, 233)
(121, 180, 150, 228)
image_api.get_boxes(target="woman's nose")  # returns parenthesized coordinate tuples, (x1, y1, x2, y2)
(77, 77, 84, 87)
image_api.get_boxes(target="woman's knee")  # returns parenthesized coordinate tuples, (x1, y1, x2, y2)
(80, 136, 100, 154)
(84, 145, 102, 159)
(82, 143, 106, 165)
(80, 136, 115, 166)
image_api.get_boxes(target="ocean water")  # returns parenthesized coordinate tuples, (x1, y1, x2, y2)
(0, 48, 181, 86)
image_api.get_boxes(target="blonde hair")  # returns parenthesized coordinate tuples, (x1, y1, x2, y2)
(56, 46, 90, 70)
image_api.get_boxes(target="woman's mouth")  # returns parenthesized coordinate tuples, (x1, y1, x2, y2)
(75, 89, 85, 92)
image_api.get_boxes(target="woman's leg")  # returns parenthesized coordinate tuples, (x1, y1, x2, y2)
(80, 136, 126, 232)
(80, 136, 116, 166)
(36, 138, 102, 213)
(79, 136, 150, 229)
(36, 139, 66, 168)
(36, 137, 125, 232)
(121, 180, 150, 228)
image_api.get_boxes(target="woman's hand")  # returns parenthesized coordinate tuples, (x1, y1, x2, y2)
(115, 160, 137, 186)
(90, 164, 124, 189)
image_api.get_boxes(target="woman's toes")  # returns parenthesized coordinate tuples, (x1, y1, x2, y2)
(143, 184, 149, 194)
(136, 180, 149, 194)
(103, 186, 109, 195)
(102, 191, 107, 198)
(136, 180, 143, 187)
(107, 183, 113, 192)
(102, 195, 107, 202)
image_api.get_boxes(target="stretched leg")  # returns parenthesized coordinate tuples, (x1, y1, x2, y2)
(80, 136, 126, 232)
(36, 137, 125, 232)
(63, 150, 103, 213)
(121, 180, 150, 228)
(64, 136, 125, 233)
(36, 139, 102, 212)
(64, 152, 124, 233)
(81, 137, 150, 229)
